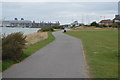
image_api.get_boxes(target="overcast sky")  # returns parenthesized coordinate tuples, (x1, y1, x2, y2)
(1, 0, 120, 2)
(2, 2, 118, 24)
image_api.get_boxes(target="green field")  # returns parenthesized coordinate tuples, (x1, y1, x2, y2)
(65, 31, 118, 78)
(2, 32, 55, 71)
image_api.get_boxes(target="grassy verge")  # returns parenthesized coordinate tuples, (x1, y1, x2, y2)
(65, 31, 118, 78)
(2, 32, 55, 71)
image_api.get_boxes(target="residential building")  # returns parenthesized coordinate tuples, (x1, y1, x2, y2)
(113, 18, 120, 23)
(113, 1, 120, 23)
(99, 19, 113, 26)
(99, 1, 120, 25)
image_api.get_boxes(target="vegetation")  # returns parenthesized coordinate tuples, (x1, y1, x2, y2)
(38, 26, 64, 32)
(65, 31, 118, 78)
(90, 21, 99, 27)
(90, 21, 120, 28)
(2, 32, 26, 60)
(2, 32, 55, 71)
(38, 26, 54, 32)
(111, 23, 120, 28)
(52, 25, 64, 29)
(71, 26, 117, 31)
(25, 32, 48, 46)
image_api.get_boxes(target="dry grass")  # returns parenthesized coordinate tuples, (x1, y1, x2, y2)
(72, 26, 118, 31)
(25, 32, 48, 46)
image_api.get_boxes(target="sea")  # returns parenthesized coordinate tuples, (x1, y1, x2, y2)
(0, 27, 41, 36)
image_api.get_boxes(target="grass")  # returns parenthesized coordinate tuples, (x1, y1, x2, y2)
(2, 32, 55, 71)
(25, 32, 48, 46)
(72, 26, 117, 31)
(65, 31, 118, 78)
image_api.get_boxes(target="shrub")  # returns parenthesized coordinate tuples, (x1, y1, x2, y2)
(112, 23, 119, 28)
(90, 21, 99, 27)
(102, 25, 108, 27)
(38, 26, 54, 32)
(52, 25, 64, 29)
(2, 32, 26, 60)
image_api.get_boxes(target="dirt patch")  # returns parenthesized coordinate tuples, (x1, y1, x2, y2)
(25, 32, 48, 46)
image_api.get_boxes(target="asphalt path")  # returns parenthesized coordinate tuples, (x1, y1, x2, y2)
(3, 30, 89, 78)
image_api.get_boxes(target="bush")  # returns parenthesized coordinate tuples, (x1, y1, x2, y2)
(2, 32, 26, 60)
(52, 25, 64, 29)
(38, 26, 54, 32)
(112, 23, 120, 28)
(90, 21, 99, 27)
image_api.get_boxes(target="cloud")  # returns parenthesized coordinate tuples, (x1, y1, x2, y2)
(1, 0, 120, 2)
(2, 2, 118, 24)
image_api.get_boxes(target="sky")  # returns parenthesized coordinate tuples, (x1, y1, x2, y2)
(1, 0, 120, 2)
(1, 2, 118, 25)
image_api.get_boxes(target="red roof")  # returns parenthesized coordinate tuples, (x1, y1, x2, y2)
(99, 20, 112, 23)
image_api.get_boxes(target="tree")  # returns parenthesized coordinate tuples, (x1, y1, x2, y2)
(38, 26, 54, 32)
(52, 25, 64, 29)
(90, 21, 99, 27)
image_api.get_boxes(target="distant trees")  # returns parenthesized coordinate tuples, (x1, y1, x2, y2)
(111, 23, 120, 28)
(90, 21, 99, 27)
(38, 26, 54, 32)
(52, 25, 64, 29)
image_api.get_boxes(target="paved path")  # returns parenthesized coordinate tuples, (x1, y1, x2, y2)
(3, 31, 89, 78)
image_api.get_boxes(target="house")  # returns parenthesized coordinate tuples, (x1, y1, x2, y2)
(99, 19, 113, 26)
(113, 15, 120, 23)
(113, 18, 120, 23)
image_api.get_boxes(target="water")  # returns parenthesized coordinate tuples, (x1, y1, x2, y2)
(0, 27, 41, 36)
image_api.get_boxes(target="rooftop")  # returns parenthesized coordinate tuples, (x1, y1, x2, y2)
(99, 19, 113, 23)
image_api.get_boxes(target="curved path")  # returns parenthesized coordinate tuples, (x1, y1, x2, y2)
(3, 31, 89, 78)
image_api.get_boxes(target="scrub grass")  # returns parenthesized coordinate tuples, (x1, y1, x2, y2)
(2, 32, 55, 71)
(65, 31, 118, 78)
(25, 32, 48, 46)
